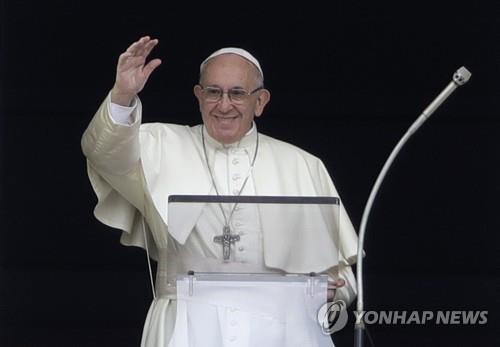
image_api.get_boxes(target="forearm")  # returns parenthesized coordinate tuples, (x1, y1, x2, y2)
(81, 92, 142, 175)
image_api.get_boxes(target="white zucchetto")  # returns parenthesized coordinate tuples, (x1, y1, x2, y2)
(200, 47, 264, 80)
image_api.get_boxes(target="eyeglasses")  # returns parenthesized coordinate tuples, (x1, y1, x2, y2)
(199, 85, 263, 104)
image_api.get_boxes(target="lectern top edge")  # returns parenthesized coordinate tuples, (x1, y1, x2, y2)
(168, 195, 340, 205)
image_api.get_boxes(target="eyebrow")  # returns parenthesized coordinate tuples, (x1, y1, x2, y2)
(204, 84, 247, 90)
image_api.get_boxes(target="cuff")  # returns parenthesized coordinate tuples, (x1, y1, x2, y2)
(108, 98, 139, 125)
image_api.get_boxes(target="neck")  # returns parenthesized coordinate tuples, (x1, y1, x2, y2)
(204, 123, 257, 149)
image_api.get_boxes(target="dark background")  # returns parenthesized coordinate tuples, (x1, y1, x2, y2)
(1, 1, 499, 346)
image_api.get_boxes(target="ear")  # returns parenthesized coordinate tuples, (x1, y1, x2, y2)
(254, 89, 271, 118)
(193, 85, 204, 111)
(193, 84, 203, 101)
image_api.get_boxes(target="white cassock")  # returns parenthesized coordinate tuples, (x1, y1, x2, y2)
(81, 94, 360, 347)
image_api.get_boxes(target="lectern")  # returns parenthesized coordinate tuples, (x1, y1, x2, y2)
(164, 195, 340, 347)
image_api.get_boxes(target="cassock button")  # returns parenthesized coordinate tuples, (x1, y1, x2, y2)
(230, 320, 237, 326)
(232, 158, 240, 165)
(238, 246, 245, 252)
(232, 189, 239, 195)
(235, 222, 242, 227)
(232, 173, 241, 181)
(229, 336, 237, 342)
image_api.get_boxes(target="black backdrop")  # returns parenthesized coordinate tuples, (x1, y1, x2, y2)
(1, 1, 499, 346)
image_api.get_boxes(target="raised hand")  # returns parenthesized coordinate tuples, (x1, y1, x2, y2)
(111, 36, 162, 106)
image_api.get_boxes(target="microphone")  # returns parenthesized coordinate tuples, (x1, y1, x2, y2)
(408, 66, 472, 135)
(354, 67, 471, 347)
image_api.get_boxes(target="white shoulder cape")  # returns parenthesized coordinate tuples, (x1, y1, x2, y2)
(82, 95, 359, 274)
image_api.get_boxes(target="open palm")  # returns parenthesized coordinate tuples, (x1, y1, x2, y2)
(111, 36, 161, 106)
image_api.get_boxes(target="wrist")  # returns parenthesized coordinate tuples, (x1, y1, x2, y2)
(110, 87, 135, 107)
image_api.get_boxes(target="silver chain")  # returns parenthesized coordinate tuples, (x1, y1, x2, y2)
(201, 126, 259, 227)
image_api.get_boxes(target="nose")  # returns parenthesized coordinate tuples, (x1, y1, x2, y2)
(217, 92, 233, 113)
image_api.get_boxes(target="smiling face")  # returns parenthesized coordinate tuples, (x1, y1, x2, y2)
(194, 54, 270, 144)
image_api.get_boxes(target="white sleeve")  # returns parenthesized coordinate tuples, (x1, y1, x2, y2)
(108, 98, 139, 126)
(81, 94, 159, 258)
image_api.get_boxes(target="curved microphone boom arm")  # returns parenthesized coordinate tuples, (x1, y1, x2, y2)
(354, 67, 472, 347)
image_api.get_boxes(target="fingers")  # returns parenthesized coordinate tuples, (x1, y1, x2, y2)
(328, 278, 345, 289)
(142, 39, 159, 58)
(125, 36, 149, 55)
(327, 279, 345, 301)
(335, 278, 345, 288)
(126, 36, 159, 59)
(143, 58, 162, 79)
(327, 278, 345, 301)
(118, 36, 160, 70)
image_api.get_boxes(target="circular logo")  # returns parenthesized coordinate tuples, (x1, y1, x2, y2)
(317, 300, 348, 334)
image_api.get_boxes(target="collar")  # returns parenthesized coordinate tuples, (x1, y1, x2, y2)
(202, 122, 259, 174)
(202, 122, 258, 153)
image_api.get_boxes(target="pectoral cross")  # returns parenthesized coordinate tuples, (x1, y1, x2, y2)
(213, 226, 240, 261)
